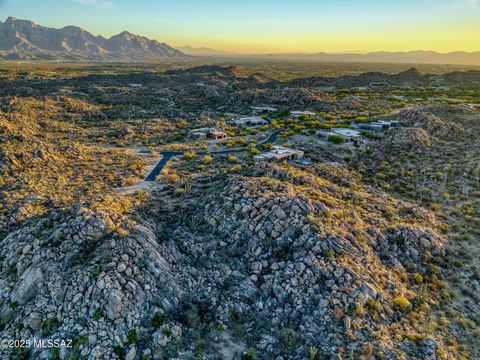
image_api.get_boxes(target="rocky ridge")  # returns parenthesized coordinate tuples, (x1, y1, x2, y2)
(0, 17, 186, 61)
(0, 161, 453, 359)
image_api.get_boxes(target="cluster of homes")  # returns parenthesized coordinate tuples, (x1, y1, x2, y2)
(186, 107, 405, 166)
(189, 107, 319, 142)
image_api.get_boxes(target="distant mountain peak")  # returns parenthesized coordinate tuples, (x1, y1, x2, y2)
(263, 50, 480, 65)
(117, 30, 134, 38)
(177, 45, 234, 56)
(4, 16, 35, 27)
(0, 17, 187, 61)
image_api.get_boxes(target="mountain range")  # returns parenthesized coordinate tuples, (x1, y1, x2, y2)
(1, 17, 479, 64)
(0, 17, 186, 61)
(181, 47, 480, 65)
(258, 51, 480, 65)
(176, 45, 233, 56)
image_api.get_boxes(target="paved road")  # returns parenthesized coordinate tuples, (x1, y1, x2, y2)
(144, 128, 285, 182)
(256, 128, 283, 148)
(144, 152, 178, 181)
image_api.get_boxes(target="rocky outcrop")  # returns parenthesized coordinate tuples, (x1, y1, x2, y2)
(224, 87, 332, 111)
(0, 163, 450, 359)
(389, 127, 434, 148)
(393, 108, 465, 139)
(0, 207, 180, 359)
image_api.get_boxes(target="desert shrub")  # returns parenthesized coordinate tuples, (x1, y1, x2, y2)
(42, 317, 59, 335)
(411, 273, 424, 284)
(328, 135, 344, 144)
(48, 348, 60, 360)
(243, 347, 256, 360)
(260, 142, 273, 151)
(166, 173, 181, 184)
(308, 346, 318, 360)
(393, 295, 412, 312)
(229, 164, 242, 172)
(151, 312, 166, 328)
(113, 346, 125, 358)
(13, 348, 30, 360)
(236, 138, 247, 146)
(183, 151, 197, 161)
(230, 309, 241, 322)
(278, 328, 299, 348)
(127, 329, 137, 344)
(352, 304, 366, 317)
(201, 155, 213, 164)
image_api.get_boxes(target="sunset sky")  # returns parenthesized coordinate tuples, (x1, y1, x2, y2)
(1, 0, 479, 53)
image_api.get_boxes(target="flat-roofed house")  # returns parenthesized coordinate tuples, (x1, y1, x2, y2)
(291, 111, 316, 119)
(189, 128, 228, 140)
(208, 130, 228, 140)
(358, 123, 383, 132)
(230, 116, 268, 127)
(358, 120, 398, 132)
(251, 106, 278, 115)
(378, 120, 399, 128)
(332, 128, 362, 141)
(253, 146, 304, 162)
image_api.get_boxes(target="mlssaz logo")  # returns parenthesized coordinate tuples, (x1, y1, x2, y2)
(33, 339, 73, 348)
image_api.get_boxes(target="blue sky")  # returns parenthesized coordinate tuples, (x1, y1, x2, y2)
(1, 0, 479, 53)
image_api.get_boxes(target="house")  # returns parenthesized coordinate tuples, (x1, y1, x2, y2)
(290, 111, 316, 119)
(189, 128, 228, 140)
(352, 86, 368, 91)
(230, 116, 268, 127)
(378, 120, 399, 128)
(208, 130, 229, 140)
(369, 82, 391, 88)
(332, 128, 362, 141)
(251, 106, 278, 115)
(254, 146, 304, 162)
(358, 120, 398, 132)
(358, 123, 385, 132)
(358, 123, 384, 132)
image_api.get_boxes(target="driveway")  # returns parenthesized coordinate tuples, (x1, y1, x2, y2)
(144, 127, 286, 182)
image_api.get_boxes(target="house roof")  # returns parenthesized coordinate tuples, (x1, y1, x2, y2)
(235, 116, 266, 122)
(254, 146, 304, 160)
(332, 128, 361, 137)
(190, 127, 216, 132)
(291, 111, 316, 116)
(251, 106, 278, 111)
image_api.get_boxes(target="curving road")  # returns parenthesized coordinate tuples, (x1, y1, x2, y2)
(144, 127, 286, 182)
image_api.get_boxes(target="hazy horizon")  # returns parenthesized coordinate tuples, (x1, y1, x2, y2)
(1, 0, 479, 54)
